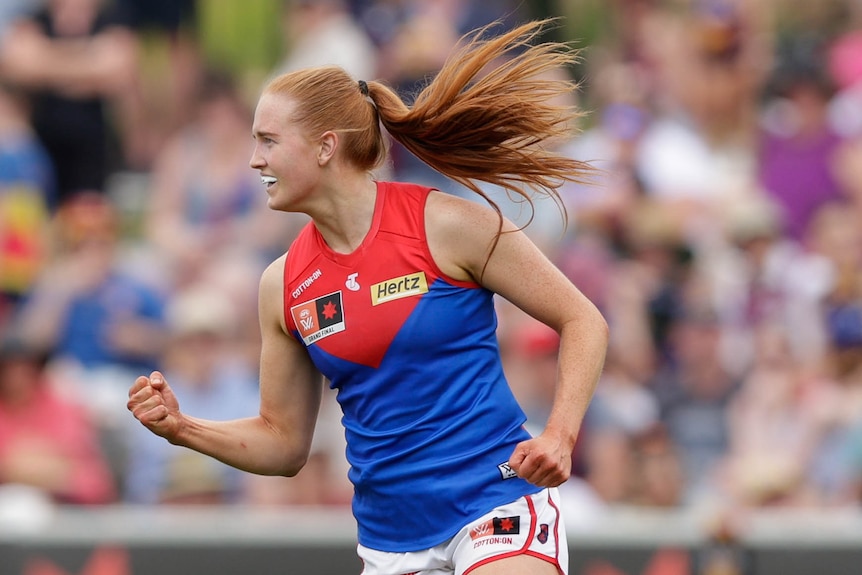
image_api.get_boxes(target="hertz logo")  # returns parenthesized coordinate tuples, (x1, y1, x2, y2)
(371, 272, 428, 305)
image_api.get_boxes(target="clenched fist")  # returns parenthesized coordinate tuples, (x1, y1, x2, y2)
(127, 371, 183, 442)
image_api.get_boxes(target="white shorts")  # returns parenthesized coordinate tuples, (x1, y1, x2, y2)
(357, 487, 568, 575)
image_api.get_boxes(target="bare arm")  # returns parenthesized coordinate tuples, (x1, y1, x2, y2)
(426, 191, 609, 487)
(0, 21, 139, 97)
(144, 137, 205, 258)
(127, 256, 324, 476)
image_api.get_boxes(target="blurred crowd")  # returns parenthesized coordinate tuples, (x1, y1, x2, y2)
(0, 0, 862, 528)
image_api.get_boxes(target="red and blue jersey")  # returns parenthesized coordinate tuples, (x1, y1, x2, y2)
(283, 181, 540, 552)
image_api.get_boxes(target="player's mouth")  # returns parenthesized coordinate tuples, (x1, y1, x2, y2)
(261, 175, 277, 189)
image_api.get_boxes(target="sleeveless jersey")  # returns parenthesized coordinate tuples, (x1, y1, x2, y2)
(283, 181, 541, 552)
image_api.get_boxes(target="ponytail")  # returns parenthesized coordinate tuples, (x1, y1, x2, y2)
(364, 18, 593, 227)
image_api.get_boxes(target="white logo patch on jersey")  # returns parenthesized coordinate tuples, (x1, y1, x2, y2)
(345, 272, 360, 291)
(498, 462, 518, 480)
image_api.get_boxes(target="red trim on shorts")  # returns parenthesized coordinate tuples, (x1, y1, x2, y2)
(462, 495, 538, 575)
(547, 490, 564, 575)
(525, 551, 563, 572)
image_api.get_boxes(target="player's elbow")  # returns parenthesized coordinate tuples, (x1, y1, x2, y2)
(273, 438, 313, 477)
(279, 451, 310, 477)
(595, 310, 610, 345)
(257, 412, 315, 476)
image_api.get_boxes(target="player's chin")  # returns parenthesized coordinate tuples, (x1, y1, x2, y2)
(266, 195, 290, 212)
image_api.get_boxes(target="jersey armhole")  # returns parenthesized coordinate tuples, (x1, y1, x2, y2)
(420, 189, 482, 290)
(281, 249, 301, 342)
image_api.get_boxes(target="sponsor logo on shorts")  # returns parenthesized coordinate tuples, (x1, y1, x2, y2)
(470, 516, 521, 541)
(473, 536, 514, 549)
(537, 523, 549, 544)
(498, 462, 518, 480)
(290, 291, 345, 345)
(370, 272, 428, 305)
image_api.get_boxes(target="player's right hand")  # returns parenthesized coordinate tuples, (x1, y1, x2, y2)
(127, 371, 182, 442)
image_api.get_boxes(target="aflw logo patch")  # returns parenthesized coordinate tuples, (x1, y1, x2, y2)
(370, 271, 428, 305)
(291, 291, 345, 345)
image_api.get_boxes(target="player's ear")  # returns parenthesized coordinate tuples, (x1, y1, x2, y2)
(318, 131, 338, 166)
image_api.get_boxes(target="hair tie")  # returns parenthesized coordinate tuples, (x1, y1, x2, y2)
(358, 80, 369, 97)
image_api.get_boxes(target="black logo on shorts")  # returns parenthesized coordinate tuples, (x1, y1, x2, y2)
(492, 516, 520, 535)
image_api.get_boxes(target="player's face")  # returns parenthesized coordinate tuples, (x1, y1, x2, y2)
(250, 92, 321, 212)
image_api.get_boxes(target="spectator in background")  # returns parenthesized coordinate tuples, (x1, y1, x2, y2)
(13, 193, 167, 425)
(111, 0, 200, 169)
(273, 0, 378, 82)
(0, 0, 140, 210)
(835, 133, 862, 215)
(613, 199, 694, 366)
(124, 285, 260, 505)
(803, 300, 862, 505)
(366, 0, 527, 191)
(803, 201, 862, 351)
(758, 45, 847, 241)
(706, 191, 832, 373)
(0, 333, 116, 505)
(556, 61, 653, 243)
(632, 1, 764, 213)
(0, 0, 35, 42)
(845, 420, 862, 504)
(629, 423, 685, 508)
(827, 28, 862, 139)
(797, 202, 862, 505)
(143, 68, 296, 293)
(585, 351, 660, 452)
(720, 322, 820, 506)
(650, 302, 742, 505)
(0, 83, 55, 326)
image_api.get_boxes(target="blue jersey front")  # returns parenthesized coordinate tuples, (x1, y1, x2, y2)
(283, 182, 540, 552)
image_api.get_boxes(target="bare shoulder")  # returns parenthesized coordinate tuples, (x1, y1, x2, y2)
(425, 190, 518, 283)
(259, 254, 288, 332)
(260, 254, 287, 292)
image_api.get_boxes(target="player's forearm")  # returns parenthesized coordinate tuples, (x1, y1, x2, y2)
(544, 309, 609, 446)
(0, 26, 137, 96)
(171, 415, 310, 477)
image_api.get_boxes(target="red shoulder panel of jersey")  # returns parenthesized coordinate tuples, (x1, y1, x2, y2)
(282, 182, 454, 368)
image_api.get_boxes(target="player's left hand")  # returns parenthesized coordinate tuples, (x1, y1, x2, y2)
(507, 430, 574, 488)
